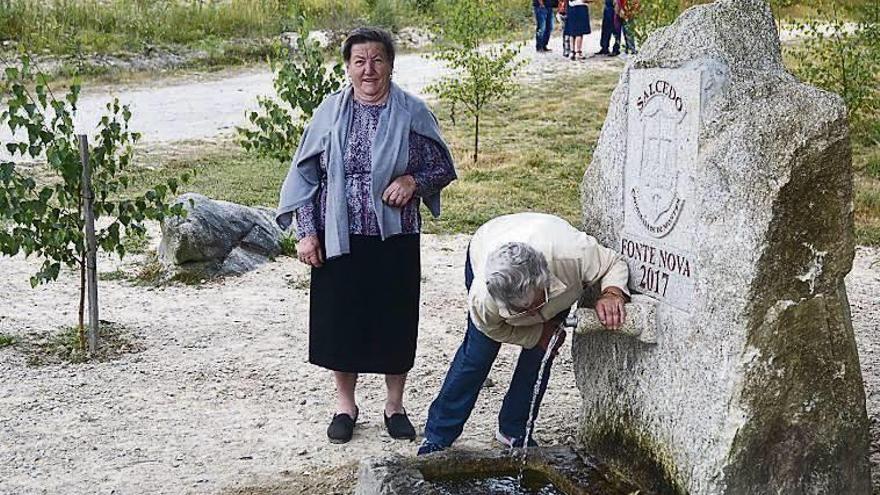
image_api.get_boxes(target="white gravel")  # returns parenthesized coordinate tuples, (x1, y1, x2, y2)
(0, 232, 877, 494)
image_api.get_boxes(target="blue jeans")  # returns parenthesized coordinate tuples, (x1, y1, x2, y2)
(423, 252, 560, 447)
(599, 0, 621, 52)
(534, 5, 554, 50)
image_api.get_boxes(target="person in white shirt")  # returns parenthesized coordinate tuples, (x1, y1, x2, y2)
(419, 212, 629, 454)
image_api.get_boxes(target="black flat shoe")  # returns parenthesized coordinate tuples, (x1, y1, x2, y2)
(327, 407, 358, 444)
(384, 410, 416, 440)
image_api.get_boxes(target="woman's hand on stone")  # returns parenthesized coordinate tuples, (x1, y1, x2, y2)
(297, 235, 324, 268)
(595, 290, 626, 330)
(382, 175, 417, 208)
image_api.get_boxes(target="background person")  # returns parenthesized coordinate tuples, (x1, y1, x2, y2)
(615, 0, 639, 55)
(534, 0, 558, 52)
(276, 27, 456, 445)
(564, 0, 593, 60)
(597, 0, 622, 56)
(418, 212, 629, 455)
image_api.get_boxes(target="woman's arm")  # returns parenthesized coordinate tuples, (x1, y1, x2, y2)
(294, 202, 319, 240)
(407, 133, 457, 197)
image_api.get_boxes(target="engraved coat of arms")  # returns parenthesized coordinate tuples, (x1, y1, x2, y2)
(630, 86, 687, 238)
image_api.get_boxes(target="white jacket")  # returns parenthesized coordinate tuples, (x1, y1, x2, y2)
(468, 212, 629, 348)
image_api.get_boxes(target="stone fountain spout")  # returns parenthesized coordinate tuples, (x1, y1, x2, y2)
(570, 295, 658, 345)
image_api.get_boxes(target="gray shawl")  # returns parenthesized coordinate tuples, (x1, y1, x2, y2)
(275, 82, 453, 260)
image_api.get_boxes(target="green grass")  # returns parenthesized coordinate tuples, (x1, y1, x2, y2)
(129, 142, 289, 207)
(98, 268, 128, 282)
(24, 322, 139, 366)
(0, 334, 15, 348)
(855, 176, 880, 245)
(0, 0, 299, 55)
(0, 0, 530, 60)
(423, 71, 619, 233)
(681, 0, 874, 20)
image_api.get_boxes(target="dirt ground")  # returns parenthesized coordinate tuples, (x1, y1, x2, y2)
(0, 232, 584, 495)
(0, 227, 878, 495)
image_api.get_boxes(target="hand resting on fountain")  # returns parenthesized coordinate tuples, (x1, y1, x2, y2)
(595, 287, 628, 330)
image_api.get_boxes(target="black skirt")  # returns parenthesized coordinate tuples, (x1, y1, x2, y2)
(564, 4, 591, 36)
(309, 233, 421, 374)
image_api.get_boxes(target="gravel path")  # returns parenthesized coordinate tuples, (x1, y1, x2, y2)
(850, 247, 880, 493)
(0, 233, 877, 495)
(0, 232, 584, 495)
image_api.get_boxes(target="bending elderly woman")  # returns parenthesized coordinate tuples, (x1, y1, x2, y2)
(420, 213, 628, 454)
(276, 27, 456, 444)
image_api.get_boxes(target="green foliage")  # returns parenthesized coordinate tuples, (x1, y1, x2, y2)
(0, 0, 299, 57)
(427, 0, 524, 163)
(788, 2, 880, 144)
(122, 228, 150, 254)
(237, 25, 345, 164)
(629, 0, 682, 44)
(370, 0, 402, 31)
(279, 232, 298, 257)
(0, 55, 189, 348)
(0, 333, 15, 348)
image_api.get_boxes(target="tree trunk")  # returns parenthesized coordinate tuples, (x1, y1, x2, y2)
(78, 260, 86, 351)
(473, 113, 480, 163)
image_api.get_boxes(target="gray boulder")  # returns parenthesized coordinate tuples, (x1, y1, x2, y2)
(575, 0, 871, 494)
(158, 193, 284, 278)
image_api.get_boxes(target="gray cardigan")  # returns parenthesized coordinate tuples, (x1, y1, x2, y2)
(276, 83, 453, 259)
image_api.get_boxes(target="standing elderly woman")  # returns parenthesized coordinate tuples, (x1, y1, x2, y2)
(276, 27, 456, 444)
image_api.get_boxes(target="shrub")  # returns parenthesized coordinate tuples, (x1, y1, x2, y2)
(237, 24, 345, 164)
(788, 2, 880, 144)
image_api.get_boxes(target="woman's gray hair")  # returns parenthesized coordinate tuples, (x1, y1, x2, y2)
(484, 242, 550, 309)
(341, 27, 396, 67)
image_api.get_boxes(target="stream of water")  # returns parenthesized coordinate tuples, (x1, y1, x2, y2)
(505, 325, 565, 489)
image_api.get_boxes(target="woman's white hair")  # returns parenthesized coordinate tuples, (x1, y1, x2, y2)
(484, 242, 550, 309)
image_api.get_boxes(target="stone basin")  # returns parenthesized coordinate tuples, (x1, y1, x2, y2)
(354, 446, 643, 495)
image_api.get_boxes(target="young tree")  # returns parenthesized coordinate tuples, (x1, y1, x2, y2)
(427, 0, 523, 163)
(0, 56, 188, 351)
(237, 25, 345, 164)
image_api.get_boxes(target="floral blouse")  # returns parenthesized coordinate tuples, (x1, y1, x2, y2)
(294, 101, 456, 239)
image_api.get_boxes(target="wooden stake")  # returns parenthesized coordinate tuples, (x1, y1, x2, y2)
(78, 135, 99, 354)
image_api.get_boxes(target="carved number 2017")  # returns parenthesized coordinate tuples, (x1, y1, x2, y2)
(639, 266, 670, 297)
